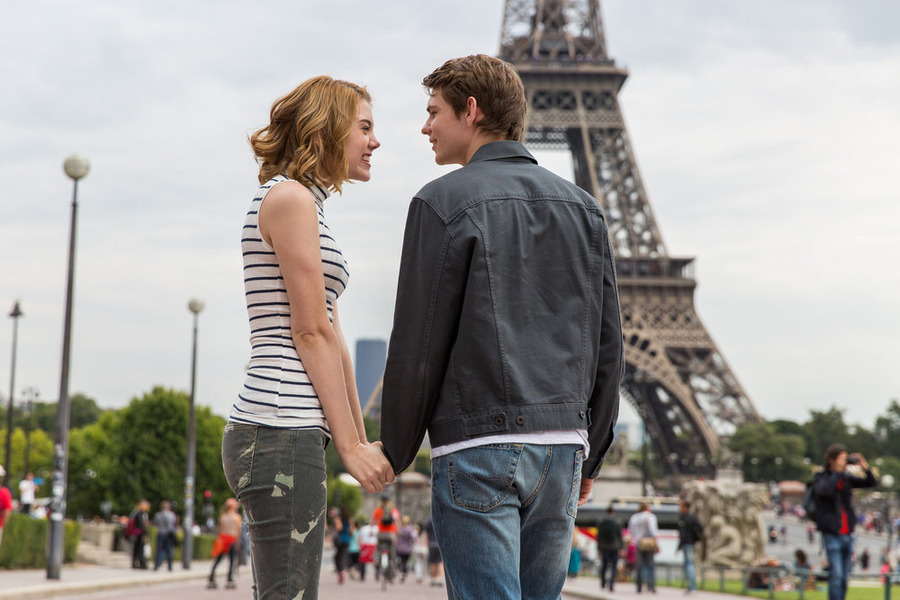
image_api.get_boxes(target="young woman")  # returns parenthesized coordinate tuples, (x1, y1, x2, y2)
(221, 75, 393, 599)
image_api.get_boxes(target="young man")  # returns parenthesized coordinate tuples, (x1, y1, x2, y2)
(381, 54, 623, 599)
(677, 499, 703, 594)
(812, 443, 876, 600)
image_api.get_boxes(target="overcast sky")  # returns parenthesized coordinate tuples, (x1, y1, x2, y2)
(1, 1, 898, 432)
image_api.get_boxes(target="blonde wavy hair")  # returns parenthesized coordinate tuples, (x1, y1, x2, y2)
(250, 76, 371, 193)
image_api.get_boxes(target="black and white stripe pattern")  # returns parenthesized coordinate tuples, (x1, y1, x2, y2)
(230, 175, 349, 431)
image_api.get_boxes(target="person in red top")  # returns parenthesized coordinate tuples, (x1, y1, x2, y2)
(371, 495, 400, 579)
(811, 443, 877, 600)
(0, 465, 13, 549)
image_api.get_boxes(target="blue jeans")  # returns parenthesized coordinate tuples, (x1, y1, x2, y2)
(154, 532, 175, 571)
(682, 543, 696, 591)
(636, 550, 656, 592)
(431, 443, 583, 600)
(599, 548, 619, 589)
(222, 423, 328, 600)
(823, 533, 854, 600)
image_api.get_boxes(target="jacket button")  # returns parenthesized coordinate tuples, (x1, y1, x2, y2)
(516, 416, 525, 425)
(494, 415, 505, 426)
(579, 411, 586, 419)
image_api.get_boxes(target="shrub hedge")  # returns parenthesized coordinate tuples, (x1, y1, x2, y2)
(142, 526, 216, 562)
(0, 513, 82, 568)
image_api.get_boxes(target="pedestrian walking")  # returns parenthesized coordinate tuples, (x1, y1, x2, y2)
(126, 500, 150, 570)
(348, 519, 361, 580)
(357, 519, 378, 581)
(331, 508, 351, 584)
(413, 523, 429, 584)
(397, 515, 417, 582)
(18, 473, 36, 515)
(628, 502, 659, 593)
(861, 547, 871, 573)
(596, 505, 623, 591)
(0, 466, 12, 548)
(208, 498, 242, 589)
(677, 499, 704, 594)
(152, 500, 177, 571)
(425, 517, 444, 587)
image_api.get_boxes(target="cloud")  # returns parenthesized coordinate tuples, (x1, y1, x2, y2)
(0, 0, 897, 432)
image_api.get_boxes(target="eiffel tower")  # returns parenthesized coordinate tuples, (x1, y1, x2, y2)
(500, 0, 761, 474)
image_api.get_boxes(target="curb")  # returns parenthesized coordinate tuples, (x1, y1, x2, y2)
(0, 567, 211, 600)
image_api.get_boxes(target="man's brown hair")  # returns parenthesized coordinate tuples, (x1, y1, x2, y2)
(422, 54, 527, 141)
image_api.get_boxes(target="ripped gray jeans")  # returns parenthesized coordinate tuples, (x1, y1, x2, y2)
(222, 422, 328, 600)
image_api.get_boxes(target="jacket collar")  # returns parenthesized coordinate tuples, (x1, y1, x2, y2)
(467, 140, 537, 166)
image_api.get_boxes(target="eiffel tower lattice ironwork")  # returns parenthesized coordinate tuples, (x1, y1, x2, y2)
(499, 0, 761, 473)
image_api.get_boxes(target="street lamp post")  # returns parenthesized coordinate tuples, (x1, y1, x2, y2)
(23, 387, 38, 475)
(4, 301, 23, 487)
(882, 474, 896, 600)
(47, 154, 89, 580)
(182, 298, 204, 569)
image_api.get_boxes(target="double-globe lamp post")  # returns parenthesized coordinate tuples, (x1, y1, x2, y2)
(47, 154, 89, 580)
(4, 301, 23, 487)
(183, 298, 204, 569)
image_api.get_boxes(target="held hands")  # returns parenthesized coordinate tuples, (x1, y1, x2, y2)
(340, 440, 395, 494)
(850, 453, 870, 470)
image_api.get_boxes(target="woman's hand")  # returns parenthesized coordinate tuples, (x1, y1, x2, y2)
(340, 441, 395, 494)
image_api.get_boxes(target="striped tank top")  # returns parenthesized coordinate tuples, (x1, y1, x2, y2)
(230, 175, 349, 432)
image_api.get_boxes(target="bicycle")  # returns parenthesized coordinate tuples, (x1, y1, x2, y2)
(378, 539, 396, 591)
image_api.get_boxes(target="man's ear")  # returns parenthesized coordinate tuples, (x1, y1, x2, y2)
(465, 96, 484, 127)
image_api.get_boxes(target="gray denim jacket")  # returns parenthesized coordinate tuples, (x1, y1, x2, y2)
(381, 141, 623, 479)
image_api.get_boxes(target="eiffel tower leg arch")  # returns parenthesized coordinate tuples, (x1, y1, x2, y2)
(621, 363, 719, 478)
(500, 0, 763, 479)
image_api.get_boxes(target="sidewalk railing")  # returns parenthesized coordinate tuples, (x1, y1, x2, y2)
(648, 562, 900, 599)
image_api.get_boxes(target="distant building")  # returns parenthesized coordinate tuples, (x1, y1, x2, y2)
(614, 421, 644, 450)
(355, 339, 386, 413)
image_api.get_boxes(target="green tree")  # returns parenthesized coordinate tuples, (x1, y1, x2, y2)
(874, 399, 900, 458)
(729, 421, 809, 482)
(802, 407, 851, 465)
(770, 419, 804, 437)
(66, 386, 228, 519)
(327, 477, 363, 516)
(23, 393, 104, 432)
(68, 393, 105, 429)
(847, 425, 879, 460)
(0, 427, 53, 487)
(67, 411, 123, 518)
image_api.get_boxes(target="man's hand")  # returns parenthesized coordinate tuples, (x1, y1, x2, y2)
(578, 478, 594, 506)
(852, 453, 870, 471)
